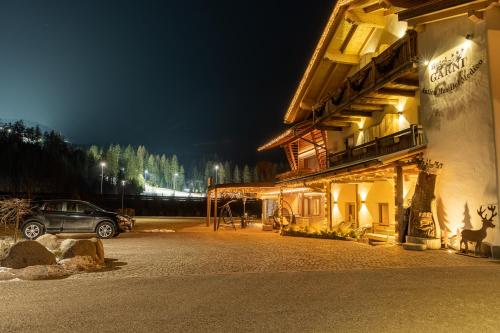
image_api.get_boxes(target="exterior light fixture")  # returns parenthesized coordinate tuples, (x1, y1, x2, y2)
(423, 60, 429, 66)
(466, 33, 473, 40)
(99, 162, 107, 195)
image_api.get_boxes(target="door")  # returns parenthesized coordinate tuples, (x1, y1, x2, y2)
(346, 203, 356, 227)
(63, 202, 96, 232)
(42, 201, 66, 232)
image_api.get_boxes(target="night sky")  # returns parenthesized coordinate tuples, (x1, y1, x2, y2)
(0, 0, 334, 164)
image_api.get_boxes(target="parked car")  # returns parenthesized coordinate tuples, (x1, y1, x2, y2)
(21, 200, 134, 239)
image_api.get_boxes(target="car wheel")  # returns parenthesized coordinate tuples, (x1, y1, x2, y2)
(23, 222, 44, 240)
(96, 222, 115, 239)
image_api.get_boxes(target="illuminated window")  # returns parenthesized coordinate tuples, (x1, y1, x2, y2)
(311, 198, 320, 216)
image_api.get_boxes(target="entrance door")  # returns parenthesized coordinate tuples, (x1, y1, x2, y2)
(346, 203, 356, 227)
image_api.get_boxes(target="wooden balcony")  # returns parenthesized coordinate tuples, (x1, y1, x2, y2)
(315, 30, 418, 121)
(329, 124, 425, 167)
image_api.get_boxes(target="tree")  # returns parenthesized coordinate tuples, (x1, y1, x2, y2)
(233, 165, 241, 183)
(146, 155, 159, 185)
(243, 165, 251, 183)
(136, 145, 147, 176)
(253, 166, 259, 182)
(105, 144, 121, 181)
(170, 155, 179, 188)
(219, 163, 226, 184)
(159, 155, 168, 188)
(224, 161, 231, 183)
(88, 145, 102, 161)
(177, 165, 185, 190)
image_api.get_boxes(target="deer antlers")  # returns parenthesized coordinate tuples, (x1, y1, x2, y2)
(477, 205, 497, 222)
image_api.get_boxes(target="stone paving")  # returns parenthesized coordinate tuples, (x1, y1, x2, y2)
(69, 218, 494, 280)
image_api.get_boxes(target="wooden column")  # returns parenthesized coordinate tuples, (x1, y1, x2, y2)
(206, 190, 211, 227)
(355, 183, 360, 228)
(279, 188, 283, 232)
(395, 165, 405, 243)
(213, 188, 218, 232)
(326, 181, 332, 230)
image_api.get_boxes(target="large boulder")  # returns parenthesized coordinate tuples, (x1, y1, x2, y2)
(0, 241, 57, 269)
(36, 234, 59, 251)
(60, 239, 104, 265)
(90, 238, 105, 264)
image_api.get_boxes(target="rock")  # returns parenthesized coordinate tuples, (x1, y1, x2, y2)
(405, 236, 441, 250)
(13, 265, 69, 280)
(0, 241, 57, 269)
(402, 242, 427, 251)
(60, 256, 101, 272)
(90, 238, 105, 264)
(60, 239, 98, 262)
(36, 234, 59, 251)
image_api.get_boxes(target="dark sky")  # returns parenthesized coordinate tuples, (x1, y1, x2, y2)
(0, 0, 334, 165)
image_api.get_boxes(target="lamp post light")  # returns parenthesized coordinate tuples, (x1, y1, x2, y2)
(121, 180, 126, 211)
(100, 162, 107, 195)
(214, 165, 219, 184)
(173, 172, 179, 196)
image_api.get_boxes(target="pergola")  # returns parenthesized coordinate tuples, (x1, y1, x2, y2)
(206, 183, 276, 231)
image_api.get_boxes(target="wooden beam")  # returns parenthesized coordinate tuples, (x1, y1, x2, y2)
(315, 125, 345, 131)
(340, 110, 373, 117)
(340, 23, 359, 53)
(346, 10, 386, 28)
(363, 1, 391, 13)
(213, 188, 218, 231)
(324, 50, 360, 64)
(206, 190, 211, 227)
(299, 99, 315, 111)
(350, 103, 385, 111)
(393, 77, 420, 88)
(378, 87, 416, 97)
(357, 97, 399, 105)
(300, 136, 327, 149)
(400, 0, 495, 26)
(320, 120, 353, 127)
(327, 116, 362, 122)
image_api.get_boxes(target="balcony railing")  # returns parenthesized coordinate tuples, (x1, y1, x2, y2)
(328, 124, 425, 167)
(317, 30, 417, 116)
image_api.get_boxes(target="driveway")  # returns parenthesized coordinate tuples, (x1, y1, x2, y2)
(2, 217, 500, 332)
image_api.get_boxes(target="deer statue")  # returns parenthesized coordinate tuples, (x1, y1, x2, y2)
(460, 205, 497, 256)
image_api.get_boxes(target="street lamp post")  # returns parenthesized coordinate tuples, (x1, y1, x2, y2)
(214, 165, 219, 184)
(121, 180, 126, 211)
(100, 162, 106, 195)
(173, 172, 179, 196)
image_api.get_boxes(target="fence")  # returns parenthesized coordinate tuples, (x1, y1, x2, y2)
(0, 192, 262, 217)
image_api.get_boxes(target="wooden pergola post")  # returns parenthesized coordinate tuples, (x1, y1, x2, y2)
(279, 187, 283, 232)
(213, 187, 218, 232)
(326, 181, 332, 231)
(395, 165, 405, 243)
(206, 189, 211, 227)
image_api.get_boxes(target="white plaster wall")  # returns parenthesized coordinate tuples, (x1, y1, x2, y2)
(418, 15, 499, 244)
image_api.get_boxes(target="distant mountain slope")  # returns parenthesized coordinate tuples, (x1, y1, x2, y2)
(0, 118, 55, 134)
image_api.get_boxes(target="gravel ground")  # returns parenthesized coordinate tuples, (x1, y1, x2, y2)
(2, 217, 500, 332)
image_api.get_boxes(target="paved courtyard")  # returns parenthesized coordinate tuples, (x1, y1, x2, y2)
(2, 218, 500, 332)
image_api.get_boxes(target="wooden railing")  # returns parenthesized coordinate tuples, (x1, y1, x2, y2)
(317, 30, 418, 115)
(328, 125, 425, 167)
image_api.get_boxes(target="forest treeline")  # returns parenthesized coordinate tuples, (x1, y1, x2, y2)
(0, 121, 284, 195)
